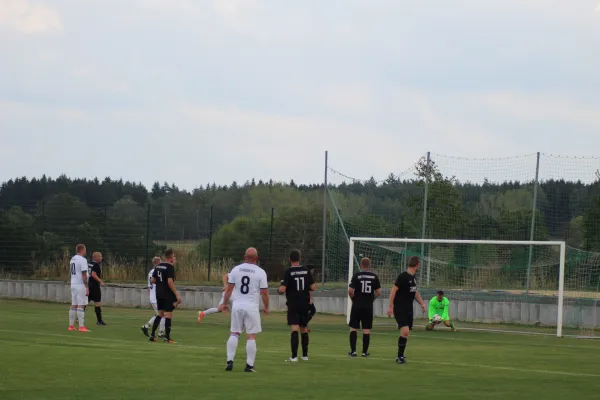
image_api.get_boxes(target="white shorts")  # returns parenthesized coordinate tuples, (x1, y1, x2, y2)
(230, 307, 262, 334)
(150, 302, 158, 315)
(71, 285, 87, 306)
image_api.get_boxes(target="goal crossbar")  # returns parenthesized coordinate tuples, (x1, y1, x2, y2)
(347, 237, 567, 337)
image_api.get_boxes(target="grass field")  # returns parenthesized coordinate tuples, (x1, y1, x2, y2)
(1, 300, 599, 400)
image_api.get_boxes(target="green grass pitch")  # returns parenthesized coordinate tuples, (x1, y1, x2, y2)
(0, 299, 598, 400)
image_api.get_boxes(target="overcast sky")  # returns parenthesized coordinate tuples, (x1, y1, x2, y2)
(1, 0, 600, 190)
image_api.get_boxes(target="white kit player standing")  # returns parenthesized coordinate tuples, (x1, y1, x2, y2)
(220, 247, 270, 373)
(68, 244, 90, 332)
(141, 256, 166, 337)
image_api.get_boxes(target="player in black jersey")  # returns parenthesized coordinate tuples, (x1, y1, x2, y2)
(387, 256, 426, 364)
(150, 248, 182, 343)
(277, 249, 316, 362)
(87, 252, 106, 326)
(348, 257, 381, 357)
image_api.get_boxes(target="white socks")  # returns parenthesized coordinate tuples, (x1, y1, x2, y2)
(76, 308, 85, 327)
(227, 334, 239, 362)
(146, 316, 156, 328)
(69, 309, 76, 326)
(159, 317, 165, 332)
(204, 307, 220, 315)
(246, 340, 257, 367)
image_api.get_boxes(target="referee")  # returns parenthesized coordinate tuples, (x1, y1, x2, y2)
(386, 256, 426, 364)
(88, 252, 106, 326)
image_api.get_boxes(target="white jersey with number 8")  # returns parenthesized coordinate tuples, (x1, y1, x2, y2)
(228, 263, 268, 310)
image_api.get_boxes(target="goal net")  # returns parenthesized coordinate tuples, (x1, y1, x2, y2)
(347, 237, 600, 338)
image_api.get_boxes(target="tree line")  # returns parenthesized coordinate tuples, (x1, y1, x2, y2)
(1, 157, 600, 280)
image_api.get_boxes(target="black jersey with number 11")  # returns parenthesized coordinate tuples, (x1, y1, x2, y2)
(152, 262, 176, 301)
(283, 266, 314, 305)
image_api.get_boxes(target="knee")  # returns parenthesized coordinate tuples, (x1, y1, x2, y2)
(363, 329, 370, 334)
(444, 321, 451, 327)
(291, 325, 300, 332)
(247, 334, 256, 340)
(426, 324, 434, 331)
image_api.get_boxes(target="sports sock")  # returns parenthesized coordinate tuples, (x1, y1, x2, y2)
(301, 332, 309, 357)
(69, 309, 76, 326)
(159, 317, 166, 333)
(227, 334, 239, 362)
(164, 318, 172, 339)
(76, 308, 85, 327)
(398, 336, 408, 358)
(362, 333, 370, 354)
(449, 321, 455, 329)
(290, 331, 299, 358)
(151, 316, 162, 337)
(146, 316, 156, 328)
(246, 339, 257, 367)
(203, 307, 220, 315)
(349, 330, 357, 353)
(94, 307, 102, 323)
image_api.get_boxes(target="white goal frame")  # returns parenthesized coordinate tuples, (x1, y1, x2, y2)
(347, 237, 567, 337)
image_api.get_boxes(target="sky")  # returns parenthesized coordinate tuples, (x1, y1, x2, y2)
(1, 0, 600, 190)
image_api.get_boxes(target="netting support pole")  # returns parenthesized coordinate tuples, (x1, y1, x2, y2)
(321, 150, 328, 289)
(328, 188, 359, 271)
(526, 152, 541, 293)
(557, 242, 566, 337)
(420, 151, 430, 284)
(346, 238, 355, 324)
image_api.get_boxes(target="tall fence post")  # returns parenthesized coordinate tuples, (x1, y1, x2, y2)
(321, 150, 328, 289)
(420, 151, 430, 283)
(268, 207, 275, 262)
(526, 152, 541, 293)
(207, 205, 213, 281)
(145, 202, 151, 271)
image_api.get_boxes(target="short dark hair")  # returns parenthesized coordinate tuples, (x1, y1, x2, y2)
(408, 256, 420, 267)
(437, 290, 444, 296)
(164, 248, 175, 259)
(289, 249, 301, 263)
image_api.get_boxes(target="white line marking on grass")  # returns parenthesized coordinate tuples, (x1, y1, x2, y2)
(1, 329, 598, 378)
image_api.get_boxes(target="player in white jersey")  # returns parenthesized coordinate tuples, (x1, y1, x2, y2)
(198, 272, 231, 323)
(68, 244, 90, 332)
(220, 247, 269, 373)
(141, 256, 165, 337)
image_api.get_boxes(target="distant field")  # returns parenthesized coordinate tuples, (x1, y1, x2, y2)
(1, 299, 599, 400)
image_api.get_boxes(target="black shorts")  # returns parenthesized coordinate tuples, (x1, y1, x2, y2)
(394, 308, 414, 330)
(287, 303, 310, 327)
(88, 287, 101, 303)
(157, 298, 176, 312)
(349, 304, 373, 330)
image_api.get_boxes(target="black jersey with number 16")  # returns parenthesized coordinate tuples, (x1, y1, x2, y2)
(152, 262, 176, 301)
(349, 271, 381, 306)
(283, 266, 314, 305)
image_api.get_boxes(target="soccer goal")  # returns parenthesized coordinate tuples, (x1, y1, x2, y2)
(346, 237, 600, 338)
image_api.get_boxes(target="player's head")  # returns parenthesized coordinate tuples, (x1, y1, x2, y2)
(76, 244, 86, 257)
(360, 257, 371, 270)
(244, 247, 258, 264)
(289, 249, 301, 265)
(437, 290, 444, 301)
(92, 252, 102, 263)
(407, 256, 420, 270)
(152, 256, 161, 266)
(164, 248, 176, 264)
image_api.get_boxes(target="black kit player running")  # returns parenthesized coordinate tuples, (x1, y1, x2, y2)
(278, 249, 316, 361)
(348, 257, 381, 357)
(387, 256, 426, 365)
(150, 248, 182, 343)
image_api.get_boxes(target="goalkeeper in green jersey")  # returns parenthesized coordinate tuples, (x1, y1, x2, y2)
(426, 291, 456, 331)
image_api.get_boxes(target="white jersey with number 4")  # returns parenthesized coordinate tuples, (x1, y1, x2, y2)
(148, 268, 157, 304)
(70, 255, 88, 286)
(228, 262, 268, 310)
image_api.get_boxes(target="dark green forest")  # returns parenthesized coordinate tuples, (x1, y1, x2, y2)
(1, 156, 600, 283)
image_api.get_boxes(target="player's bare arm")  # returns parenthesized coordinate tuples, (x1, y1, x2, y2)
(167, 277, 182, 305)
(277, 283, 286, 295)
(309, 282, 316, 291)
(375, 288, 381, 298)
(387, 285, 398, 317)
(348, 287, 355, 298)
(82, 271, 89, 296)
(91, 271, 104, 286)
(220, 283, 235, 312)
(415, 291, 426, 312)
(260, 288, 270, 315)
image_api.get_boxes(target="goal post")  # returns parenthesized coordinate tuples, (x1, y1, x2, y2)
(346, 237, 575, 337)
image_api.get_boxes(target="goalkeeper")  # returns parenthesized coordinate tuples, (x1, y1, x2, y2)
(426, 291, 456, 331)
